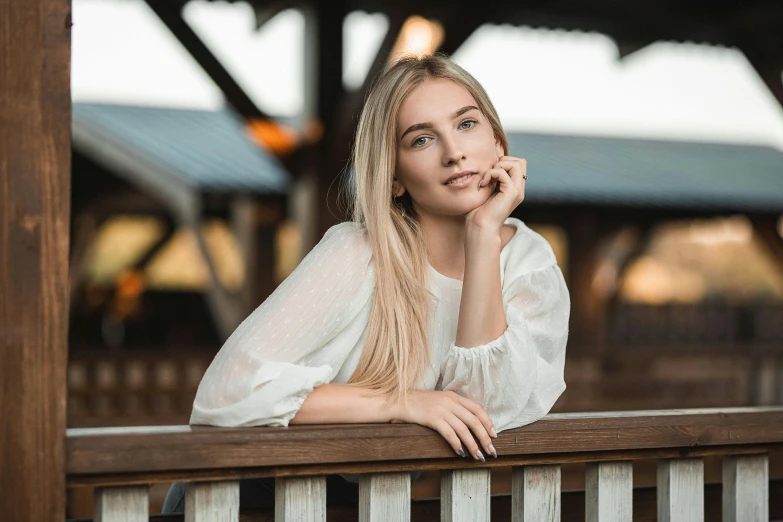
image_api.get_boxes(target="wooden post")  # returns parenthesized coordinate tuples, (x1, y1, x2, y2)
(94, 486, 149, 522)
(275, 476, 327, 522)
(723, 455, 768, 522)
(441, 468, 491, 522)
(585, 461, 633, 522)
(186, 481, 239, 522)
(657, 458, 704, 522)
(0, 1, 71, 521)
(512, 465, 561, 522)
(359, 472, 411, 522)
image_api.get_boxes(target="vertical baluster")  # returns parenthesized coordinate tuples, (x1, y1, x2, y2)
(441, 468, 490, 522)
(512, 464, 561, 522)
(657, 458, 704, 522)
(94, 486, 148, 522)
(585, 461, 632, 522)
(359, 472, 411, 522)
(723, 454, 768, 522)
(185, 481, 239, 522)
(275, 476, 327, 522)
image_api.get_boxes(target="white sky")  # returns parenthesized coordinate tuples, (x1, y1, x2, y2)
(71, 0, 783, 150)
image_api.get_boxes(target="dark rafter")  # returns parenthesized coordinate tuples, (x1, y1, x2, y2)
(144, 0, 272, 121)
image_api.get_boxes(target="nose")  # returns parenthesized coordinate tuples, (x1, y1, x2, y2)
(441, 135, 465, 166)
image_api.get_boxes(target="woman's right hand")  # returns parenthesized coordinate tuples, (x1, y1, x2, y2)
(392, 390, 498, 461)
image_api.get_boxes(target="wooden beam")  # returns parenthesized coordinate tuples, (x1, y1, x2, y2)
(0, 0, 71, 520)
(66, 407, 783, 481)
(144, 0, 271, 122)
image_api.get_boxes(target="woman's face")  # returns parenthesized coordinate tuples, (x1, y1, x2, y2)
(394, 78, 504, 218)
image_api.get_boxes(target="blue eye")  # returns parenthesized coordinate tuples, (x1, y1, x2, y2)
(412, 136, 430, 147)
(460, 119, 477, 129)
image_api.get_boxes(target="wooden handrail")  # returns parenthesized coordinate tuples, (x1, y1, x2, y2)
(67, 407, 783, 486)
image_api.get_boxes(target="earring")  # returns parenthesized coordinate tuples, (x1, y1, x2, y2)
(393, 194, 406, 218)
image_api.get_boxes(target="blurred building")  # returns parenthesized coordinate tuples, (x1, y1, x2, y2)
(66, 0, 783, 429)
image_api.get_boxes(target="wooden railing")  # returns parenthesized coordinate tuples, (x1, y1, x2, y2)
(66, 407, 783, 521)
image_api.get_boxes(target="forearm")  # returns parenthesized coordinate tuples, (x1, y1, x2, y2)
(455, 227, 507, 348)
(289, 383, 395, 424)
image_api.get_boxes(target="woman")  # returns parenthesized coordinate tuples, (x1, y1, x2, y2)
(163, 53, 569, 513)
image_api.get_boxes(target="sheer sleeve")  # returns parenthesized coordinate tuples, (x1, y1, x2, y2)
(439, 225, 569, 432)
(190, 222, 375, 427)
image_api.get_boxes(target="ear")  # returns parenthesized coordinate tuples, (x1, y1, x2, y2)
(391, 178, 406, 197)
(494, 138, 505, 160)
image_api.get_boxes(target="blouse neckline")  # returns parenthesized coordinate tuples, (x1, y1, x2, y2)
(426, 217, 524, 289)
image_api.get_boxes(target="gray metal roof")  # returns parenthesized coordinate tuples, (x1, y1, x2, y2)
(508, 133, 783, 212)
(73, 103, 290, 195)
(72, 103, 783, 212)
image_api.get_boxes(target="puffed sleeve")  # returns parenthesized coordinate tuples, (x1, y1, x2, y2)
(439, 224, 569, 431)
(190, 221, 375, 427)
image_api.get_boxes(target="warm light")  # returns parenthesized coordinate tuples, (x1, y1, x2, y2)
(145, 220, 245, 291)
(245, 118, 299, 155)
(621, 256, 706, 305)
(618, 217, 783, 304)
(688, 215, 752, 245)
(390, 16, 444, 61)
(777, 214, 783, 239)
(85, 215, 165, 284)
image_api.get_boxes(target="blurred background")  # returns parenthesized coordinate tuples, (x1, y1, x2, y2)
(65, 0, 783, 514)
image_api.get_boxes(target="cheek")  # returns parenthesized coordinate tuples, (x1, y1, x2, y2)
(397, 151, 440, 187)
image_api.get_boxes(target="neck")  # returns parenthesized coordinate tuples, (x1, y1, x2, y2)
(416, 210, 469, 280)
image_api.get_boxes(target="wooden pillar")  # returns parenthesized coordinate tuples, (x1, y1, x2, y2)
(301, 2, 348, 243)
(567, 213, 622, 354)
(0, 1, 71, 521)
(231, 196, 282, 312)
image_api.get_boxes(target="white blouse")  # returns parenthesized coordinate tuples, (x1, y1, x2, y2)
(191, 217, 570, 433)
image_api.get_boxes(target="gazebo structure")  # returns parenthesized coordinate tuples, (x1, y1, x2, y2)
(2, 0, 783, 520)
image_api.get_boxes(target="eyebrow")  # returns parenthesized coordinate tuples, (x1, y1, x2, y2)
(399, 105, 479, 140)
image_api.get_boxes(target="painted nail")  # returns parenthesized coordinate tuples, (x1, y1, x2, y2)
(476, 450, 485, 462)
(459, 447, 466, 458)
(489, 445, 497, 458)
(477, 178, 482, 191)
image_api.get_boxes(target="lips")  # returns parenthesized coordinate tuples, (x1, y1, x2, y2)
(444, 170, 477, 185)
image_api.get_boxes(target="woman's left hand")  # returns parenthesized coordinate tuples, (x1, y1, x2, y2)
(465, 156, 527, 232)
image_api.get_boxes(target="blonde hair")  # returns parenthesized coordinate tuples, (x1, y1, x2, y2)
(345, 53, 509, 403)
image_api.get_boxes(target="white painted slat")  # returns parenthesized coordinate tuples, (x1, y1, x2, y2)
(185, 481, 239, 522)
(275, 476, 327, 522)
(94, 486, 148, 522)
(723, 454, 768, 522)
(441, 468, 490, 522)
(585, 461, 633, 522)
(511, 464, 561, 522)
(657, 458, 704, 522)
(359, 472, 411, 522)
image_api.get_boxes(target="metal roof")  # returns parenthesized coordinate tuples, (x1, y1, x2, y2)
(508, 133, 783, 212)
(73, 103, 783, 212)
(73, 102, 290, 195)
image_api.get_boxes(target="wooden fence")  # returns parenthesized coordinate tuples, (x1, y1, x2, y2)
(67, 407, 783, 521)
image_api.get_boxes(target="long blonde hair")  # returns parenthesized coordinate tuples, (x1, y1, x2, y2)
(346, 53, 509, 403)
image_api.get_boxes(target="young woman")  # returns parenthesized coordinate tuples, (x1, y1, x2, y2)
(163, 53, 569, 513)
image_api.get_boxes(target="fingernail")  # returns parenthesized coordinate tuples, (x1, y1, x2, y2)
(477, 179, 482, 191)
(490, 427, 497, 438)
(476, 450, 485, 462)
(489, 445, 497, 458)
(459, 447, 466, 458)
